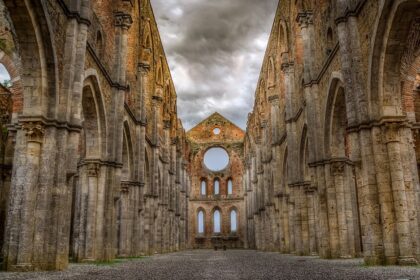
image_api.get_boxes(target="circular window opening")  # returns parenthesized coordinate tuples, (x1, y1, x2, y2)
(213, 128, 221, 135)
(204, 147, 229, 172)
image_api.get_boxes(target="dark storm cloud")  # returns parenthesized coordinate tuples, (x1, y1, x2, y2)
(151, 0, 278, 130)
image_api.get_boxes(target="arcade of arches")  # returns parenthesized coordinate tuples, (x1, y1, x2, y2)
(0, 0, 419, 272)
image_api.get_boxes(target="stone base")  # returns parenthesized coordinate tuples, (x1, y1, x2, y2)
(398, 256, 418, 266)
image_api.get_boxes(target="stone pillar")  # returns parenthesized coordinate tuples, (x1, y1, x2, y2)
(383, 123, 417, 265)
(314, 164, 330, 258)
(306, 188, 317, 255)
(325, 163, 339, 258)
(3, 122, 44, 271)
(331, 162, 350, 258)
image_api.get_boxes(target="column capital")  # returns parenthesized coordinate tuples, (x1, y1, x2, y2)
(114, 11, 133, 30)
(296, 11, 313, 28)
(383, 122, 401, 143)
(22, 121, 45, 143)
(281, 61, 294, 73)
(138, 62, 150, 72)
(331, 161, 345, 175)
(268, 95, 279, 104)
(87, 163, 99, 177)
(163, 119, 171, 129)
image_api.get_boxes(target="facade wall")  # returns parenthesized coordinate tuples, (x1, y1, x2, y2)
(244, 0, 420, 265)
(187, 113, 246, 249)
(0, 0, 190, 271)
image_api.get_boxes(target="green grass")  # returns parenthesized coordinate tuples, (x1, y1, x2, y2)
(72, 256, 148, 267)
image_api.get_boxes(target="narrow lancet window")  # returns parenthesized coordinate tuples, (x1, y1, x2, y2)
(213, 210, 221, 233)
(214, 179, 220, 195)
(227, 179, 233, 195)
(230, 210, 237, 232)
(198, 210, 204, 234)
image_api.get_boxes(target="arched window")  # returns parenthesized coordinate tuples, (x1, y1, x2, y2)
(230, 210, 237, 232)
(0, 63, 12, 88)
(198, 210, 204, 234)
(214, 178, 220, 195)
(268, 57, 275, 87)
(326, 27, 333, 55)
(213, 210, 221, 233)
(201, 180, 206, 195)
(96, 30, 103, 58)
(227, 179, 233, 195)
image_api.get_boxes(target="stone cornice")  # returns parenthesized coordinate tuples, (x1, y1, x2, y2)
(121, 181, 145, 188)
(16, 116, 82, 132)
(303, 42, 340, 88)
(114, 11, 133, 30)
(346, 116, 409, 133)
(285, 102, 305, 124)
(78, 159, 123, 169)
(308, 157, 354, 168)
(57, 0, 91, 26)
(86, 43, 129, 91)
(335, 0, 367, 24)
(124, 103, 147, 126)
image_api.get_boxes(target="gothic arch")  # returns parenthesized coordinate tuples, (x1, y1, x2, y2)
(81, 74, 108, 159)
(143, 20, 153, 50)
(278, 20, 289, 54)
(156, 57, 164, 86)
(299, 125, 309, 180)
(268, 57, 276, 87)
(0, 50, 23, 119)
(369, 0, 420, 119)
(145, 147, 151, 194)
(228, 206, 239, 233)
(196, 207, 206, 234)
(3, 0, 58, 118)
(122, 122, 134, 181)
(324, 75, 347, 159)
(211, 207, 222, 234)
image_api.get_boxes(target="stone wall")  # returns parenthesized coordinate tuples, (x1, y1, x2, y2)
(244, 0, 420, 265)
(0, 0, 190, 271)
(187, 113, 246, 249)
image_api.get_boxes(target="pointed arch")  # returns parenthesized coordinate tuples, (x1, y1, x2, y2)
(143, 20, 153, 49)
(200, 178, 207, 195)
(369, 0, 420, 119)
(81, 73, 108, 159)
(325, 75, 348, 159)
(156, 57, 164, 86)
(213, 177, 220, 195)
(122, 122, 134, 181)
(197, 207, 205, 234)
(229, 207, 238, 233)
(212, 207, 222, 234)
(227, 178, 233, 195)
(299, 125, 309, 181)
(278, 20, 289, 54)
(3, 0, 58, 118)
(268, 57, 276, 87)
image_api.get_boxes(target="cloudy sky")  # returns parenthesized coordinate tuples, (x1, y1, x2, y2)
(150, 0, 277, 130)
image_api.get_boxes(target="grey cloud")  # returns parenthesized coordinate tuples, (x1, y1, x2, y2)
(151, 0, 277, 129)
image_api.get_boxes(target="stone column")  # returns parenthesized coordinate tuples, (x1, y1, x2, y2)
(331, 162, 350, 258)
(314, 164, 330, 258)
(306, 188, 317, 255)
(384, 123, 417, 265)
(325, 163, 339, 258)
(4, 122, 44, 271)
(137, 63, 149, 255)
